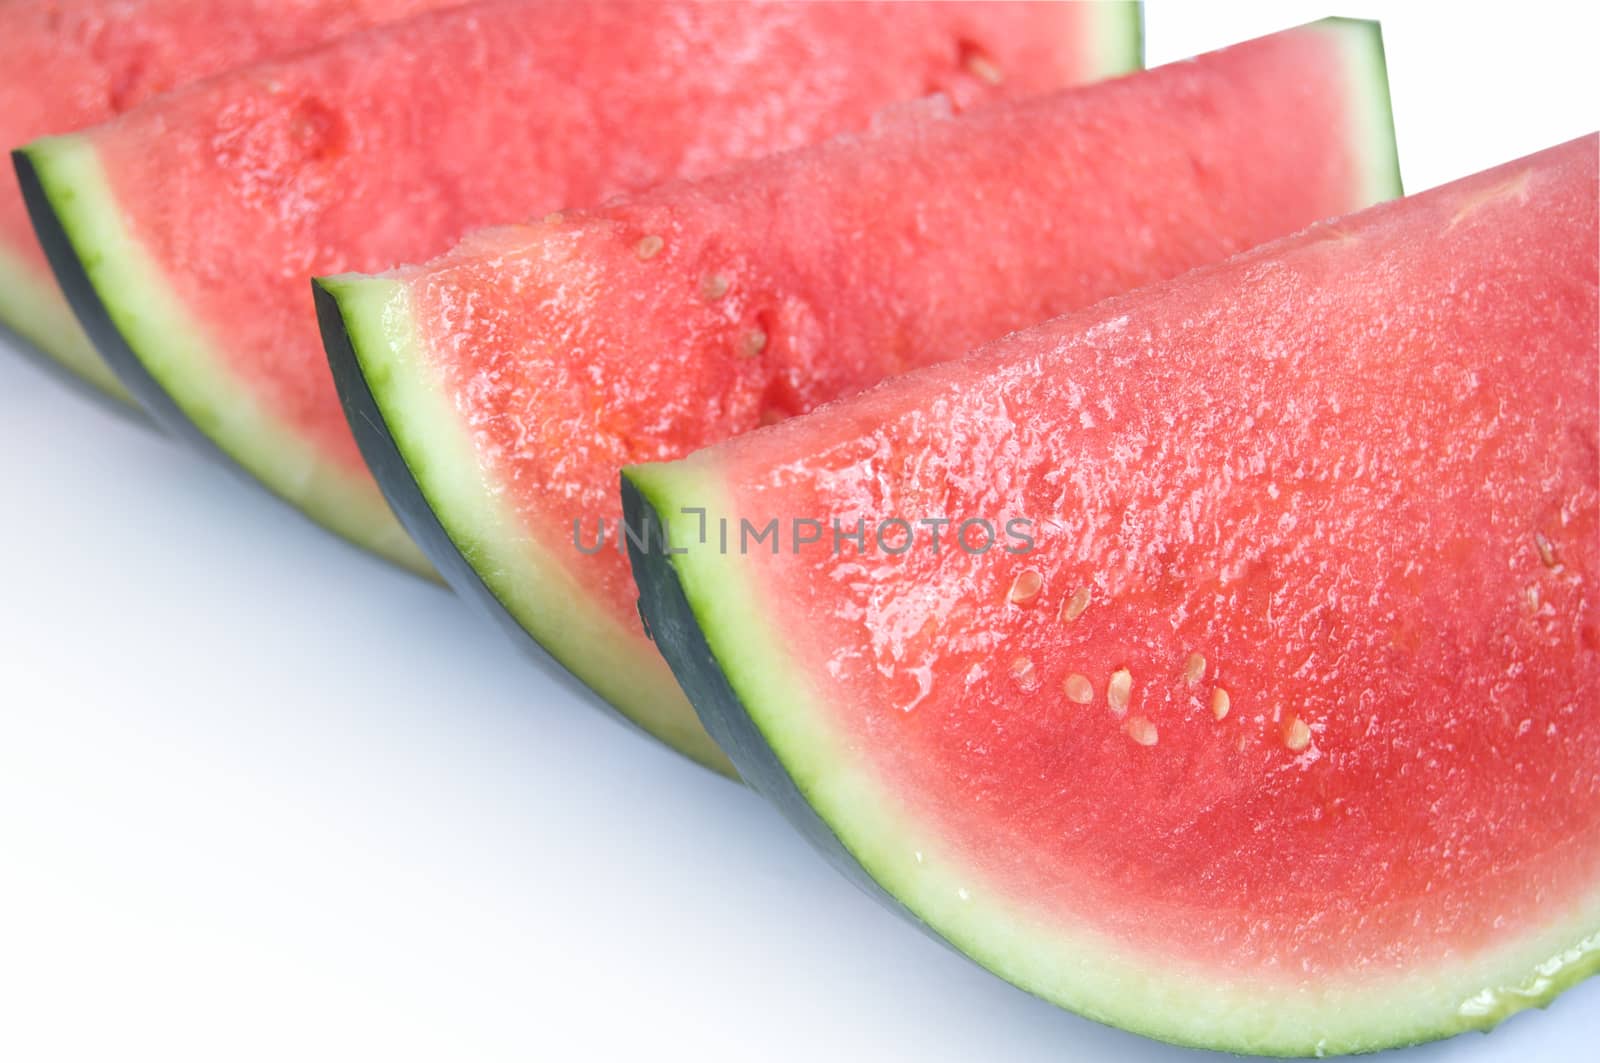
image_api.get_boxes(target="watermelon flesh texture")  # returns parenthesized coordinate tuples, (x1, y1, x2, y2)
(0, 0, 457, 405)
(319, 20, 1398, 773)
(622, 135, 1600, 1053)
(16, 0, 1136, 576)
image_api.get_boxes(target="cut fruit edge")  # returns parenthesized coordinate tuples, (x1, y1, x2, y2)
(12, 136, 433, 577)
(621, 464, 1600, 1057)
(315, 274, 736, 777)
(0, 232, 144, 413)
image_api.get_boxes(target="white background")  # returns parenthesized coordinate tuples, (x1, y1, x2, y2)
(2, 3, 1597, 1060)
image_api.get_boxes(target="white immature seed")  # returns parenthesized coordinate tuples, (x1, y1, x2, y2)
(1009, 655, 1037, 689)
(1183, 652, 1206, 685)
(1211, 687, 1231, 721)
(542, 210, 564, 224)
(635, 234, 664, 260)
(740, 329, 768, 358)
(700, 272, 729, 300)
(1125, 715, 1158, 746)
(1061, 586, 1091, 622)
(1008, 569, 1043, 606)
(965, 52, 1003, 85)
(1107, 668, 1132, 716)
(1535, 531, 1558, 568)
(1063, 673, 1094, 705)
(1285, 716, 1312, 752)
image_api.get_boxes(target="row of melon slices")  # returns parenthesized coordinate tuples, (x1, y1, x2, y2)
(4, 2, 1595, 1054)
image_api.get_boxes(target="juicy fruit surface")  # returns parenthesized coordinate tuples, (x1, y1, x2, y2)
(0, 0, 451, 355)
(83, 0, 1112, 465)
(402, 21, 1389, 676)
(645, 138, 1598, 1010)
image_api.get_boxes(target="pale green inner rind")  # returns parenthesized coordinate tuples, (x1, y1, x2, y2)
(1085, 0, 1144, 80)
(20, 134, 432, 576)
(631, 459, 1600, 1056)
(322, 272, 735, 776)
(1316, 17, 1404, 204)
(0, 240, 134, 403)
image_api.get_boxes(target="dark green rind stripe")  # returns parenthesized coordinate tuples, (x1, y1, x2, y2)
(317, 279, 736, 778)
(13, 147, 223, 450)
(621, 471, 930, 905)
(620, 470, 1197, 1046)
(17, 142, 435, 579)
(1127, 1, 1147, 75)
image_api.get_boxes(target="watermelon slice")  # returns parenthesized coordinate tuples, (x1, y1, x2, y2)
(621, 136, 1600, 1053)
(15, 0, 1136, 576)
(0, 0, 456, 406)
(318, 20, 1399, 773)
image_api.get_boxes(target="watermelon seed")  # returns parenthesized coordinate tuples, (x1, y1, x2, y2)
(963, 51, 1003, 86)
(1007, 568, 1043, 605)
(1211, 687, 1231, 721)
(700, 272, 729, 300)
(1285, 716, 1312, 752)
(1183, 652, 1206, 685)
(1534, 531, 1559, 568)
(1008, 655, 1038, 690)
(1060, 586, 1091, 622)
(740, 329, 768, 358)
(1063, 673, 1094, 705)
(1107, 668, 1132, 716)
(1125, 716, 1158, 746)
(635, 234, 665, 260)
(1447, 170, 1533, 230)
(1524, 584, 1542, 613)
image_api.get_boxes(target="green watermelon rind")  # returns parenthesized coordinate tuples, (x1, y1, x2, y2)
(1324, 17, 1404, 203)
(12, 135, 434, 576)
(619, 464, 1600, 1056)
(0, 236, 140, 409)
(1084, 0, 1145, 83)
(315, 273, 738, 777)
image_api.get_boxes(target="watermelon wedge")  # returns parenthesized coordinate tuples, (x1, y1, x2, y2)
(15, 0, 1136, 576)
(319, 20, 1400, 773)
(621, 136, 1600, 1053)
(0, 0, 456, 406)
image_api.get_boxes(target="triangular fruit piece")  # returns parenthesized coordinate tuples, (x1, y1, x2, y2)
(623, 136, 1599, 1052)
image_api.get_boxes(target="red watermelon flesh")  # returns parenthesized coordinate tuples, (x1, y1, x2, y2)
(318, 20, 1397, 771)
(0, 0, 457, 401)
(17, 0, 1134, 573)
(621, 136, 1600, 1052)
